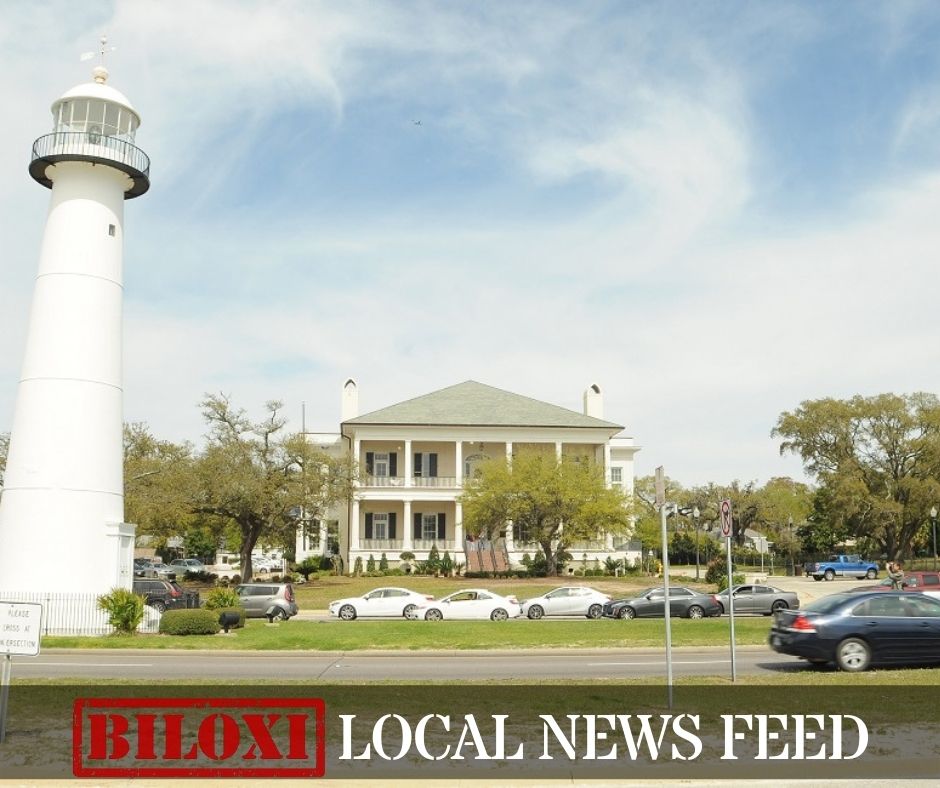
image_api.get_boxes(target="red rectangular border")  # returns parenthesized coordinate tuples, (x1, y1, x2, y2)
(72, 697, 325, 778)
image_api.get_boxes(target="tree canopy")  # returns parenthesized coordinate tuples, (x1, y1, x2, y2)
(460, 450, 632, 576)
(774, 392, 940, 559)
(189, 394, 356, 581)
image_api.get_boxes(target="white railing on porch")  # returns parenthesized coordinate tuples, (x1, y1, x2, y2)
(360, 539, 403, 551)
(412, 476, 458, 488)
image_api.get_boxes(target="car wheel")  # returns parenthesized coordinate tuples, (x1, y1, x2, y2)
(274, 608, 289, 621)
(403, 604, 417, 618)
(527, 605, 544, 620)
(836, 637, 871, 672)
(586, 604, 603, 619)
(339, 604, 357, 621)
(771, 600, 788, 613)
(619, 607, 636, 620)
(151, 600, 166, 613)
(490, 608, 509, 621)
(866, 568, 877, 579)
(824, 569, 835, 581)
(425, 608, 443, 621)
(686, 605, 705, 620)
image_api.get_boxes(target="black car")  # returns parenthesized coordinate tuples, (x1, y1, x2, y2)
(769, 591, 940, 672)
(132, 578, 189, 613)
(602, 586, 722, 620)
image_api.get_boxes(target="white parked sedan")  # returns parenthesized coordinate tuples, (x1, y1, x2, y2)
(521, 586, 611, 619)
(407, 589, 522, 621)
(329, 587, 434, 620)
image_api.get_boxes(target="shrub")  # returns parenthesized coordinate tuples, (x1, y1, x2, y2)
(230, 574, 242, 585)
(97, 588, 145, 635)
(379, 553, 389, 571)
(183, 570, 217, 583)
(706, 555, 745, 587)
(440, 551, 454, 576)
(295, 557, 320, 580)
(366, 554, 376, 573)
(399, 551, 416, 562)
(353, 556, 363, 576)
(203, 587, 241, 610)
(159, 609, 221, 635)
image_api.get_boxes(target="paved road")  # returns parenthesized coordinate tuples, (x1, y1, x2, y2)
(14, 645, 807, 681)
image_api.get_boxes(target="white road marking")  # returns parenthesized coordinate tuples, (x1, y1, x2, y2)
(28, 662, 153, 667)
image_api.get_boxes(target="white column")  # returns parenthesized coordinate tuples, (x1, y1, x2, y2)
(350, 499, 361, 553)
(353, 438, 361, 476)
(505, 520, 514, 551)
(455, 440, 463, 487)
(404, 439, 412, 487)
(604, 442, 612, 485)
(506, 442, 513, 463)
(454, 501, 463, 549)
(605, 530, 615, 550)
(294, 519, 306, 561)
(555, 441, 562, 461)
(403, 500, 413, 550)
(319, 520, 328, 555)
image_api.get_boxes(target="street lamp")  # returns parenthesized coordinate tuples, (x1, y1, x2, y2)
(692, 506, 701, 581)
(931, 506, 938, 572)
(787, 515, 795, 577)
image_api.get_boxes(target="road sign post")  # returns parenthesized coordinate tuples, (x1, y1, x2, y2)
(719, 499, 737, 682)
(0, 601, 43, 742)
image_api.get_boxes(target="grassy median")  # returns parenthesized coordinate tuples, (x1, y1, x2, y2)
(43, 616, 772, 650)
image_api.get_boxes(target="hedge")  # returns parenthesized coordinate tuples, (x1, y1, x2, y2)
(159, 609, 221, 636)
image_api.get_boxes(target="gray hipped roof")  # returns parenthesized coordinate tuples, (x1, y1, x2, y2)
(344, 381, 623, 430)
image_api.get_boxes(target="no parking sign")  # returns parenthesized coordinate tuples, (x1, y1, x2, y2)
(719, 499, 733, 539)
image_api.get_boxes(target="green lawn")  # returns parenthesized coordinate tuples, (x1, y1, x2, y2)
(43, 616, 771, 650)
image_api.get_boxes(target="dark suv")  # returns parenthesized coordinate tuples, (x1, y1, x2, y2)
(132, 578, 188, 613)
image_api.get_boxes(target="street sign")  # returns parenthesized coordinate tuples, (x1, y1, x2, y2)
(720, 499, 733, 539)
(0, 601, 42, 656)
(655, 466, 665, 508)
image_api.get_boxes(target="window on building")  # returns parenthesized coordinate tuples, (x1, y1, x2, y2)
(373, 452, 389, 477)
(414, 452, 438, 477)
(611, 466, 623, 486)
(422, 514, 438, 541)
(373, 513, 388, 540)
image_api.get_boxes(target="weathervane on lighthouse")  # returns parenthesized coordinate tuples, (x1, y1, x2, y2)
(0, 40, 151, 631)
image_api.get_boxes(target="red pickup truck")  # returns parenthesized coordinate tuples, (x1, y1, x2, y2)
(851, 571, 940, 600)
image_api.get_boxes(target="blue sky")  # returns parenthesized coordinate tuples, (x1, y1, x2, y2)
(3, 1, 940, 486)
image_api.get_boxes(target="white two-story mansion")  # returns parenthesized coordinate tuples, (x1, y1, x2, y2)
(296, 380, 640, 572)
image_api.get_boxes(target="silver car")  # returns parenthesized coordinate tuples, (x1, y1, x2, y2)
(714, 584, 800, 615)
(521, 586, 610, 619)
(236, 582, 299, 621)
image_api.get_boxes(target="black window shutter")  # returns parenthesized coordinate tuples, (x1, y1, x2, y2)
(429, 453, 438, 477)
(389, 512, 397, 539)
(389, 453, 397, 477)
(365, 452, 374, 475)
(414, 453, 422, 476)
(414, 512, 422, 540)
(437, 512, 446, 540)
(365, 512, 373, 540)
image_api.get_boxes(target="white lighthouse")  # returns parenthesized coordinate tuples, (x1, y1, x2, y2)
(0, 51, 149, 618)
